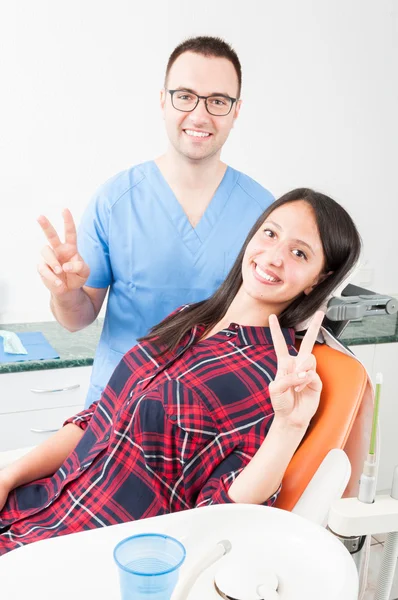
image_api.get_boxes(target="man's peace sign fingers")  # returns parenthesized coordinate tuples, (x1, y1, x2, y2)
(37, 215, 62, 250)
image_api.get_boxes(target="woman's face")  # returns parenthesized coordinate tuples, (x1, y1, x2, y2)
(241, 200, 327, 314)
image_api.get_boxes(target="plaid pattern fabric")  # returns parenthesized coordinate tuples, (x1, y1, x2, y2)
(0, 309, 295, 554)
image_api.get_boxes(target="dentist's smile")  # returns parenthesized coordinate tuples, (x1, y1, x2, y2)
(183, 128, 212, 139)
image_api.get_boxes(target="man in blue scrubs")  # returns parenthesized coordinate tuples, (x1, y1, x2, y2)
(38, 37, 274, 407)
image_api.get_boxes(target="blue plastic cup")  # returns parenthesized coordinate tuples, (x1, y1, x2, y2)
(113, 533, 186, 600)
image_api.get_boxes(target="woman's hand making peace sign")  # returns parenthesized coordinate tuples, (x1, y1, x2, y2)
(269, 311, 324, 430)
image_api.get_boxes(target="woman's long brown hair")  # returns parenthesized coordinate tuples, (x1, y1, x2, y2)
(139, 188, 361, 355)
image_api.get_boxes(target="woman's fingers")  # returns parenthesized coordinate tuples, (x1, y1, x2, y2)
(270, 369, 317, 396)
(270, 369, 322, 397)
(297, 311, 324, 361)
(294, 371, 322, 393)
(295, 353, 316, 374)
(269, 314, 289, 361)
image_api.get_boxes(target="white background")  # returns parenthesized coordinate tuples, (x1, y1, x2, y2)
(0, 0, 397, 323)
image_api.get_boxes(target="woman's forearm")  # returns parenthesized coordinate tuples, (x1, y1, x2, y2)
(227, 419, 308, 504)
(0, 423, 84, 492)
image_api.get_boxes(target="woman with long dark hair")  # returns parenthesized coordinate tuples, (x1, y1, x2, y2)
(0, 188, 361, 554)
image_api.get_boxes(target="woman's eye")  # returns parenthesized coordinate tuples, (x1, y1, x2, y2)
(263, 229, 275, 238)
(292, 249, 307, 260)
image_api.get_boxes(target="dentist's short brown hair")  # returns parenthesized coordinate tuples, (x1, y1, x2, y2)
(165, 36, 242, 97)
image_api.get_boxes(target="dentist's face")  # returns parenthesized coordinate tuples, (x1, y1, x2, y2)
(241, 201, 327, 314)
(161, 51, 241, 162)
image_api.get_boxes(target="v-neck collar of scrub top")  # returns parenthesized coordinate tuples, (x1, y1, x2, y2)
(146, 160, 238, 256)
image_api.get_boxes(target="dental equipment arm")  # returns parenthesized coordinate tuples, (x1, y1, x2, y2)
(324, 284, 398, 338)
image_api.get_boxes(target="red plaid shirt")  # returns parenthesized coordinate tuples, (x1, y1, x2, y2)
(0, 311, 295, 555)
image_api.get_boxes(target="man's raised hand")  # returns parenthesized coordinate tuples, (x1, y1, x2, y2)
(37, 209, 90, 296)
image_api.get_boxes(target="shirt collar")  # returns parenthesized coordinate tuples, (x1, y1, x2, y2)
(187, 322, 295, 348)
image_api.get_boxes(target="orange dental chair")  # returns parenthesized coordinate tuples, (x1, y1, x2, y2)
(275, 339, 372, 515)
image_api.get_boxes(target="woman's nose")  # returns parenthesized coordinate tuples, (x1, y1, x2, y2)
(271, 257, 283, 267)
(267, 245, 284, 267)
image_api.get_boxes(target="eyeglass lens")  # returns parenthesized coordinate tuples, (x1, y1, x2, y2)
(172, 91, 233, 116)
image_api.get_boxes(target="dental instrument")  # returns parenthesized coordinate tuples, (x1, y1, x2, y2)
(171, 539, 231, 600)
(358, 373, 382, 505)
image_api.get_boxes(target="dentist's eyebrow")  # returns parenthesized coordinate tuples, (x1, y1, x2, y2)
(174, 87, 197, 93)
(264, 220, 315, 255)
(174, 87, 231, 97)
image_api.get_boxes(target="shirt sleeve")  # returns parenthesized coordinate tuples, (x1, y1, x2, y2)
(77, 185, 113, 289)
(195, 451, 281, 508)
(63, 402, 98, 431)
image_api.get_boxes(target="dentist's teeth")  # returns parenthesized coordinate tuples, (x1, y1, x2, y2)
(185, 130, 210, 138)
(255, 264, 279, 282)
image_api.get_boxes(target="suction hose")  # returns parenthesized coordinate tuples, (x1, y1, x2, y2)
(374, 532, 398, 600)
(171, 539, 232, 600)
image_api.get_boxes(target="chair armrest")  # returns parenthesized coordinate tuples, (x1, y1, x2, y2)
(292, 449, 351, 527)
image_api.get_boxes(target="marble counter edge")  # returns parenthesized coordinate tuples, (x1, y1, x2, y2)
(0, 319, 102, 374)
(0, 357, 94, 374)
(1, 312, 397, 374)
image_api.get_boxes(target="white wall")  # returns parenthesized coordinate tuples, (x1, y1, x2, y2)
(0, 0, 397, 323)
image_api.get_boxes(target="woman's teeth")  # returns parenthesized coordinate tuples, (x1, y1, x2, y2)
(185, 130, 210, 137)
(255, 264, 280, 282)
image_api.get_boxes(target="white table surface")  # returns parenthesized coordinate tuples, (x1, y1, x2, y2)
(0, 504, 359, 600)
(0, 510, 187, 600)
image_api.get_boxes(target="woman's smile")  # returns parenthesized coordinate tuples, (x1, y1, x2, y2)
(252, 261, 282, 285)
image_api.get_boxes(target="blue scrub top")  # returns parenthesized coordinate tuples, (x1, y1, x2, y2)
(78, 161, 273, 407)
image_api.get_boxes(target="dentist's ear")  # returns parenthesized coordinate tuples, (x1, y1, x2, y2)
(160, 89, 166, 116)
(231, 99, 242, 128)
(303, 271, 333, 296)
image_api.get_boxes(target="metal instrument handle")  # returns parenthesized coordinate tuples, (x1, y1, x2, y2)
(30, 428, 60, 433)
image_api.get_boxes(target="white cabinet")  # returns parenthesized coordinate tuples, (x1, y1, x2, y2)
(0, 366, 91, 451)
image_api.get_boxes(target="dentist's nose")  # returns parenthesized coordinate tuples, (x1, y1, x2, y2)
(189, 98, 211, 124)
